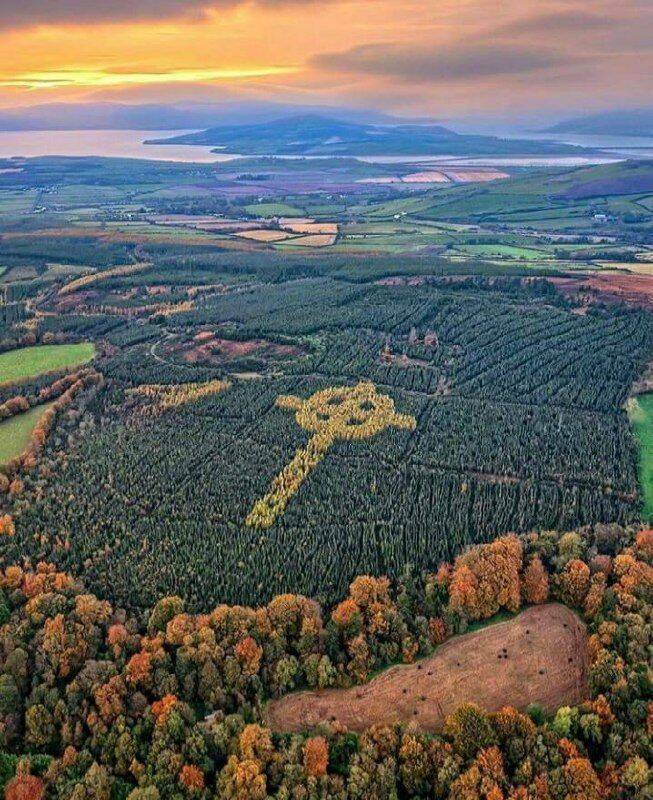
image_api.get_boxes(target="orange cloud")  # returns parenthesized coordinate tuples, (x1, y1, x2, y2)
(0, 0, 649, 116)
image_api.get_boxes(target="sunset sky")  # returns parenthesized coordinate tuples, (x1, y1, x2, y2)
(0, 0, 651, 121)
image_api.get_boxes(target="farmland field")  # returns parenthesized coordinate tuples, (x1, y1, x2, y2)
(0, 402, 55, 463)
(234, 228, 293, 242)
(277, 233, 337, 247)
(628, 392, 653, 519)
(244, 201, 305, 216)
(0, 342, 95, 384)
(452, 243, 551, 260)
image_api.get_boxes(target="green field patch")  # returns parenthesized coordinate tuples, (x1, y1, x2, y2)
(452, 243, 552, 260)
(132, 184, 213, 200)
(0, 402, 55, 464)
(303, 203, 347, 216)
(0, 343, 95, 385)
(244, 202, 305, 217)
(354, 195, 439, 219)
(45, 262, 94, 277)
(0, 190, 38, 215)
(628, 394, 653, 520)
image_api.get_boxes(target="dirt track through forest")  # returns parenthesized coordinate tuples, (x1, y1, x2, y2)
(265, 603, 588, 732)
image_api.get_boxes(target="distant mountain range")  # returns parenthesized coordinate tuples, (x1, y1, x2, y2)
(2, 101, 650, 144)
(149, 114, 583, 156)
(545, 108, 653, 137)
(0, 102, 430, 132)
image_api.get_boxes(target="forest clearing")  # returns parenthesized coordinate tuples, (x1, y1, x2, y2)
(628, 392, 653, 519)
(265, 603, 588, 733)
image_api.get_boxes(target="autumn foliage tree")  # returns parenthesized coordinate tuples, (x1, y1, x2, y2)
(562, 757, 602, 800)
(234, 636, 263, 676)
(303, 736, 329, 778)
(449, 536, 523, 620)
(521, 556, 549, 605)
(0, 514, 15, 537)
(178, 765, 204, 794)
(557, 559, 591, 608)
(5, 771, 45, 800)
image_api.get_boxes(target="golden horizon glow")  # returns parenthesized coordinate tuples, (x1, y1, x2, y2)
(0, 66, 301, 91)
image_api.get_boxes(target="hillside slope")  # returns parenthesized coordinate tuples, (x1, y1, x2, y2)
(546, 107, 653, 137)
(389, 159, 653, 225)
(150, 114, 584, 156)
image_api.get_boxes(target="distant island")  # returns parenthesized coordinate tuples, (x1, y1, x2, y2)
(148, 114, 587, 157)
(545, 107, 653, 137)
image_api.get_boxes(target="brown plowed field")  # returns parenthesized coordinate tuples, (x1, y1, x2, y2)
(442, 168, 509, 182)
(265, 604, 588, 733)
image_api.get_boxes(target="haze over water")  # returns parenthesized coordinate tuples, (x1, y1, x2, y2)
(0, 130, 234, 162)
(0, 128, 649, 166)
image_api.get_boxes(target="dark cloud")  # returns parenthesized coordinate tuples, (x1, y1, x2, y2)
(492, 10, 613, 37)
(311, 42, 578, 83)
(0, 0, 315, 28)
(0, 0, 212, 27)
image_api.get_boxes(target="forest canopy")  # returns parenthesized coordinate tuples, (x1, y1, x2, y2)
(0, 523, 650, 800)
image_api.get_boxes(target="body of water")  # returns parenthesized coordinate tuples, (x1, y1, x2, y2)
(359, 154, 620, 167)
(0, 128, 647, 165)
(497, 131, 653, 160)
(0, 129, 240, 162)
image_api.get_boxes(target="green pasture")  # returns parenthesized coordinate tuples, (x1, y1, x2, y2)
(0, 343, 95, 385)
(0, 402, 55, 464)
(628, 394, 653, 521)
(244, 202, 305, 217)
(452, 243, 552, 260)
